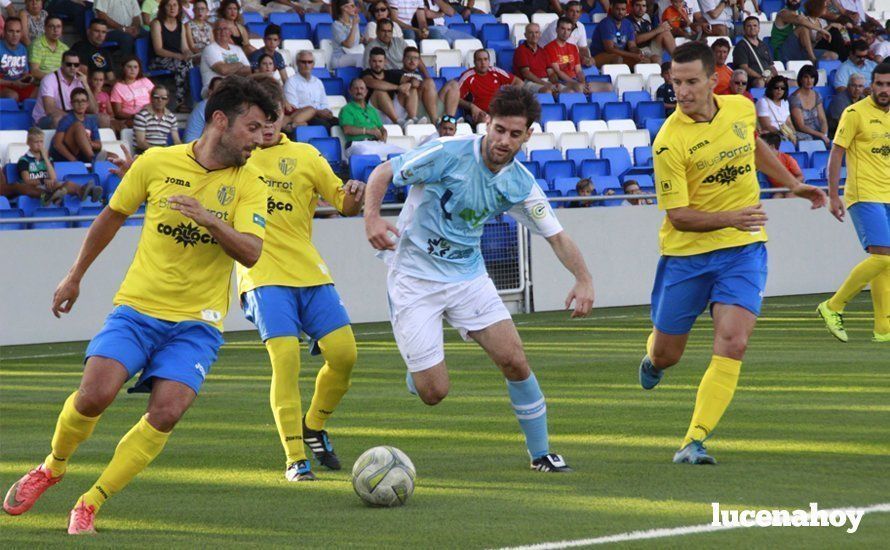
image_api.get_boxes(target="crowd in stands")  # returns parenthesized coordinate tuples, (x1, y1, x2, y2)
(1, 0, 889, 226)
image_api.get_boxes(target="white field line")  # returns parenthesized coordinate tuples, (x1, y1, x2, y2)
(494, 503, 890, 550)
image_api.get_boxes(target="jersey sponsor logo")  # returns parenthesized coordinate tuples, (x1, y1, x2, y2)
(267, 196, 294, 214)
(217, 185, 235, 206)
(201, 309, 222, 323)
(279, 157, 297, 175)
(427, 237, 451, 257)
(659, 179, 673, 193)
(164, 176, 191, 187)
(458, 207, 490, 228)
(157, 221, 218, 247)
(871, 145, 890, 157)
(732, 122, 747, 140)
(694, 143, 753, 170)
(702, 163, 752, 185)
(194, 362, 207, 379)
(869, 119, 882, 124)
(688, 140, 710, 156)
(258, 175, 293, 190)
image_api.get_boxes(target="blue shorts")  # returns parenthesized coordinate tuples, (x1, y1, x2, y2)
(85, 305, 224, 395)
(241, 284, 351, 346)
(848, 202, 890, 250)
(651, 243, 768, 335)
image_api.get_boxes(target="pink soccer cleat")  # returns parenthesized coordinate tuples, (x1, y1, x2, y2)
(3, 465, 63, 516)
(68, 501, 97, 535)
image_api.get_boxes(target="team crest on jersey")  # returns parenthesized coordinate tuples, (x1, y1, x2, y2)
(732, 122, 747, 140)
(279, 157, 297, 175)
(217, 185, 235, 206)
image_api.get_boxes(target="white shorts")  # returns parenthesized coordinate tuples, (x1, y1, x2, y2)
(387, 269, 512, 372)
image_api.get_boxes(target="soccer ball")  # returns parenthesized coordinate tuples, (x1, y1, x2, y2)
(351, 446, 416, 507)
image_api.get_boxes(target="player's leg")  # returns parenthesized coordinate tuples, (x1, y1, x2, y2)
(872, 269, 890, 341)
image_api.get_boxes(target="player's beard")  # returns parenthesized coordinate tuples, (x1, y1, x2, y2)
(217, 131, 251, 167)
(873, 90, 890, 107)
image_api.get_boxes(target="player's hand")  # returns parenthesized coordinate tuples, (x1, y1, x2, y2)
(565, 279, 594, 318)
(52, 275, 80, 318)
(168, 195, 217, 227)
(829, 195, 846, 222)
(792, 183, 828, 209)
(108, 150, 134, 177)
(729, 204, 768, 232)
(365, 216, 400, 251)
(344, 179, 366, 202)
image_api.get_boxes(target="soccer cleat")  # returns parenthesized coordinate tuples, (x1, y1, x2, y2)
(673, 440, 717, 465)
(3, 464, 63, 516)
(285, 459, 317, 482)
(817, 301, 848, 342)
(639, 355, 664, 390)
(530, 453, 573, 473)
(302, 417, 341, 470)
(67, 501, 97, 535)
(874, 332, 890, 343)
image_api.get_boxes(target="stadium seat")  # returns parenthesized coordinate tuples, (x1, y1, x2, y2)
(247, 22, 268, 37)
(0, 112, 30, 130)
(436, 50, 463, 69)
(645, 74, 664, 98)
(242, 11, 264, 24)
(558, 93, 589, 112)
(594, 176, 624, 206)
(421, 39, 451, 55)
(536, 93, 556, 105)
(5, 142, 29, 165)
(54, 161, 89, 181)
(335, 66, 362, 86)
(750, 87, 766, 101)
(3, 162, 19, 184)
(499, 13, 529, 30)
(282, 22, 312, 40)
(577, 119, 608, 139)
(453, 38, 484, 61)
(531, 13, 558, 28)
(623, 90, 651, 109)
(530, 148, 562, 165)
(405, 124, 436, 139)
(798, 140, 827, 155)
(450, 22, 476, 38)
(566, 148, 597, 170)
(520, 160, 540, 178)
(544, 189, 562, 207)
(309, 137, 342, 170)
(634, 101, 666, 127)
(551, 177, 580, 195)
(779, 140, 795, 153)
(543, 160, 575, 184)
(282, 39, 315, 65)
(558, 132, 590, 156)
(601, 64, 631, 81)
(524, 133, 556, 155)
(136, 38, 171, 77)
(810, 150, 831, 172)
(579, 158, 610, 179)
(786, 60, 813, 75)
(614, 74, 644, 96)
(470, 13, 498, 28)
(593, 131, 621, 156)
(303, 13, 333, 31)
(633, 63, 661, 79)
(296, 125, 329, 142)
(787, 151, 809, 170)
(801, 168, 823, 183)
(17, 195, 42, 217)
(321, 76, 345, 96)
(634, 146, 653, 167)
(382, 124, 403, 136)
(589, 91, 619, 108)
(188, 66, 203, 104)
(510, 23, 527, 47)
(387, 134, 416, 151)
(0, 97, 19, 111)
(621, 129, 651, 153)
(0, 207, 25, 230)
(74, 205, 105, 228)
(495, 47, 515, 72)
(314, 22, 333, 42)
(439, 66, 464, 81)
(644, 118, 666, 141)
(540, 104, 568, 127)
(269, 12, 301, 25)
(607, 119, 636, 132)
(481, 23, 510, 45)
(600, 147, 632, 176)
(544, 120, 576, 140)
(349, 154, 380, 181)
(602, 102, 633, 121)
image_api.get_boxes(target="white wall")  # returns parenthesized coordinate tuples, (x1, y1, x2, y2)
(0, 200, 867, 346)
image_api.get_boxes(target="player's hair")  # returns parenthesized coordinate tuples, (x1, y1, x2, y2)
(672, 41, 715, 76)
(710, 38, 731, 52)
(489, 85, 541, 128)
(264, 23, 282, 39)
(369, 46, 386, 58)
(45, 15, 63, 27)
(70, 87, 89, 102)
(796, 64, 818, 86)
(873, 62, 890, 81)
(27, 127, 44, 140)
(473, 48, 489, 62)
(158, 0, 183, 21)
(761, 132, 782, 149)
(4, 16, 21, 27)
(253, 75, 285, 108)
(204, 75, 279, 126)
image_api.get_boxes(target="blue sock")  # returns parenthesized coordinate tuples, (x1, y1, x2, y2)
(507, 373, 549, 459)
(405, 371, 418, 396)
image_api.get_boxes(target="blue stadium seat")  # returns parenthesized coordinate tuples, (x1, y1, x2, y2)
(296, 125, 329, 142)
(448, 22, 474, 36)
(63, 174, 100, 194)
(558, 93, 589, 112)
(594, 176, 623, 206)
(536, 93, 555, 104)
(480, 23, 509, 46)
(566, 148, 596, 171)
(540, 104, 567, 126)
(801, 168, 823, 183)
(514, 150, 527, 162)
(810, 150, 832, 172)
(310, 137, 342, 170)
(31, 207, 70, 229)
(432, 77, 445, 92)
(761, 0, 783, 17)
(750, 87, 766, 100)
(0, 207, 25, 230)
(282, 22, 311, 40)
(136, 37, 171, 77)
(798, 140, 827, 156)
(75, 205, 105, 228)
(622, 91, 651, 109)
(303, 13, 333, 31)
(495, 48, 515, 73)
(54, 161, 89, 180)
(270, 13, 302, 25)
(813, 85, 833, 101)
(635, 101, 666, 126)
(4, 163, 19, 183)
(105, 173, 123, 199)
(247, 22, 268, 37)
(0, 97, 19, 111)
(335, 66, 362, 87)
(189, 66, 203, 104)
(571, 102, 599, 125)
(600, 147, 632, 176)
(0, 112, 30, 130)
(543, 160, 575, 184)
(0, 196, 10, 208)
(779, 140, 795, 153)
(644, 117, 665, 141)
(469, 14, 498, 29)
(382, 183, 402, 204)
(817, 59, 841, 78)
(63, 194, 81, 215)
(444, 14, 464, 26)
(544, 189, 562, 207)
(602, 101, 632, 121)
(311, 67, 331, 79)
(440, 66, 464, 80)
(551, 177, 580, 195)
(520, 161, 540, 178)
(315, 22, 333, 42)
(625, 174, 655, 193)
(787, 151, 809, 169)
(633, 146, 652, 167)
(589, 92, 619, 108)
(22, 98, 36, 116)
(350, 154, 380, 181)
(579, 158, 609, 179)
(242, 12, 265, 24)
(530, 149, 562, 165)
(322, 76, 345, 95)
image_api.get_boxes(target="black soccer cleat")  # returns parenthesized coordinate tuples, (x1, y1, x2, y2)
(531, 453, 573, 473)
(302, 417, 342, 471)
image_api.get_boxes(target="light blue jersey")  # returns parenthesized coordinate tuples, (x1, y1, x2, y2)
(386, 135, 563, 283)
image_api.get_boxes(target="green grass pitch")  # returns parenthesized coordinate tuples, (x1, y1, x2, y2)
(1, 293, 888, 548)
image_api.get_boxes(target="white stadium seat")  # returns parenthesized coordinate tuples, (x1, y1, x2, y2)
(511, 24, 527, 47)
(99, 128, 116, 142)
(614, 74, 644, 95)
(453, 39, 484, 62)
(386, 135, 416, 150)
(101, 141, 129, 160)
(544, 120, 577, 140)
(592, 130, 621, 155)
(499, 13, 529, 31)
(405, 124, 437, 139)
(475, 0, 492, 12)
(475, 122, 487, 134)
(531, 13, 558, 28)
(282, 39, 315, 66)
(607, 119, 636, 132)
(646, 74, 665, 99)
(578, 120, 608, 139)
(772, 60, 786, 72)
(383, 124, 403, 136)
(436, 49, 463, 69)
(786, 60, 813, 75)
(420, 39, 450, 55)
(311, 49, 329, 68)
(455, 123, 473, 136)
(0, 130, 27, 163)
(602, 64, 632, 80)
(558, 132, 590, 155)
(621, 129, 651, 156)
(327, 95, 347, 117)
(759, 21, 773, 39)
(330, 125, 347, 156)
(6, 143, 29, 164)
(634, 63, 661, 79)
(524, 132, 556, 154)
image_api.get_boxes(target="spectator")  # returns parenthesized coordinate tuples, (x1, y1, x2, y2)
(655, 61, 675, 113)
(70, 18, 115, 84)
(589, 0, 657, 68)
(402, 45, 460, 122)
(458, 49, 521, 124)
(283, 50, 338, 128)
(183, 75, 221, 141)
(699, 0, 734, 37)
(133, 84, 181, 153)
(756, 75, 795, 143)
(862, 23, 890, 63)
(331, 0, 364, 68)
(151, 0, 195, 111)
(712, 38, 733, 94)
(545, 17, 592, 94)
(730, 68, 755, 101)
(44, 1, 89, 38)
(241, 0, 310, 17)
(541, 2, 593, 67)
(28, 14, 67, 79)
(0, 17, 37, 101)
(621, 179, 654, 205)
(733, 16, 777, 89)
(363, 18, 409, 70)
(248, 24, 288, 81)
(364, 1, 403, 43)
(0, 0, 16, 18)
(88, 68, 118, 130)
(661, 0, 696, 40)
(186, 0, 213, 55)
(142, 0, 161, 30)
(200, 19, 251, 97)
(570, 178, 595, 208)
(418, 113, 458, 145)
(772, 0, 835, 64)
(93, 0, 147, 57)
(415, 0, 476, 45)
(829, 0, 883, 34)
(629, 0, 675, 58)
(19, 0, 48, 47)
(110, 55, 155, 125)
(362, 46, 422, 125)
(217, 0, 255, 56)
(513, 23, 556, 93)
(761, 131, 802, 198)
(789, 64, 829, 146)
(827, 72, 865, 136)
(50, 87, 105, 166)
(254, 53, 280, 79)
(32, 51, 95, 128)
(2, 127, 75, 205)
(834, 40, 878, 94)
(388, 0, 427, 41)
(490, 0, 550, 18)
(340, 77, 406, 159)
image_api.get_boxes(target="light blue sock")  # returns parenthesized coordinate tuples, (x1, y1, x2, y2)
(506, 373, 549, 459)
(406, 371, 418, 396)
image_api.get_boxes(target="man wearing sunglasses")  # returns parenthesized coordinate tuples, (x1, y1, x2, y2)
(32, 51, 97, 129)
(134, 84, 182, 154)
(418, 114, 458, 145)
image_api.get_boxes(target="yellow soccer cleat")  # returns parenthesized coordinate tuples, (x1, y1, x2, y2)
(874, 332, 890, 343)
(817, 301, 849, 343)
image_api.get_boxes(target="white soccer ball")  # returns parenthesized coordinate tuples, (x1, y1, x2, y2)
(351, 446, 416, 507)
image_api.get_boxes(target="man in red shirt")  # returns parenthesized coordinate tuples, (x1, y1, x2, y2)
(512, 23, 554, 93)
(712, 38, 734, 95)
(458, 49, 522, 123)
(544, 17, 591, 93)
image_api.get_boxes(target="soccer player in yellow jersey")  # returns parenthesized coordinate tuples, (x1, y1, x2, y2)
(2, 76, 278, 534)
(239, 78, 365, 481)
(817, 64, 890, 343)
(638, 42, 827, 465)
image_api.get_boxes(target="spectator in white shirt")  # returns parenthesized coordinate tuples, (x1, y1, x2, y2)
(699, 0, 735, 37)
(283, 50, 338, 128)
(540, 1, 593, 67)
(200, 19, 250, 97)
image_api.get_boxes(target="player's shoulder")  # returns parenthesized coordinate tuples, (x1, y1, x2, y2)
(720, 94, 757, 117)
(653, 111, 685, 147)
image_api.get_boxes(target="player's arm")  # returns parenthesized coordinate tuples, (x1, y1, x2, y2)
(826, 143, 847, 222)
(364, 160, 400, 250)
(52, 207, 129, 317)
(545, 231, 594, 318)
(754, 136, 827, 208)
(168, 195, 263, 266)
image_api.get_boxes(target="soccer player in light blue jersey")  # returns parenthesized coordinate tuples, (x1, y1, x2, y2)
(364, 86, 595, 473)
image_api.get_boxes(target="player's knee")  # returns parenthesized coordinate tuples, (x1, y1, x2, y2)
(146, 403, 188, 432)
(649, 352, 679, 370)
(715, 333, 749, 360)
(496, 350, 530, 380)
(418, 381, 449, 406)
(75, 387, 117, 416)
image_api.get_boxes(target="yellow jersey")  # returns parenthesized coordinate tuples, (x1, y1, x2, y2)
(653, 94, 767, 256)
(237, 134, 347, 295)
(832, 95, 890, 207)
(109, 143, 267, 329)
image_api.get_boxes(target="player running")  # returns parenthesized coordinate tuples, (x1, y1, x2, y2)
(364, 85, 595, 473)
(3, 76, 276, 534)
(638, 42, 827, 465)
(239, 77, 365, 481)
(816, 63, 890, 343)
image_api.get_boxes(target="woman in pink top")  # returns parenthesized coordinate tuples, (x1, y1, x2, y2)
(110, 56, 155, 126)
